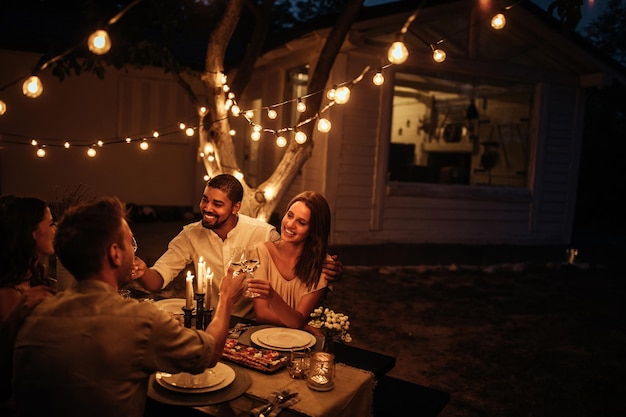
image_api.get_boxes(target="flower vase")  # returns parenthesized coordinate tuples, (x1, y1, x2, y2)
(322, 333, 335, 354)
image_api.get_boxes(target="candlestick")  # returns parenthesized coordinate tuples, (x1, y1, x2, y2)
(182, 306, 193, 328)
(185, 272, 194, 310)
(195, 292, 205, 330)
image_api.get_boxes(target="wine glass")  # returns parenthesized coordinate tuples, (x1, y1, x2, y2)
(243, 245, 261, 298)
(228, 246, 246, 276)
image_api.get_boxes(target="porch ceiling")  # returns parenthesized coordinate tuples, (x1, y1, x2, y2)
(348, 0, 624, 87)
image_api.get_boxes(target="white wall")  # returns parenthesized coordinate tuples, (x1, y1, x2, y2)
(0, 50, 202, 207)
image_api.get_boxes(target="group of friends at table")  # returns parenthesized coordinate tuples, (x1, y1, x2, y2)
(0, 174, 346, 417)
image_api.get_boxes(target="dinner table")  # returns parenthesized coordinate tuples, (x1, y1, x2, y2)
(138, 293, 392, 417)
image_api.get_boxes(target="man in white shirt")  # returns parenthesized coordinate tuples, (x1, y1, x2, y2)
(134, 174, 342, 319)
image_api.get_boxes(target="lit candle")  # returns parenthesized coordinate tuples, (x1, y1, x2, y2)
(197, 257, 206, 294)
(206, 267, 213, 310)
(185, 271, 194, 310)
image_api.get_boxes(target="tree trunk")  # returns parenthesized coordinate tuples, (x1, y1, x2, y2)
(201, 0, 365, 219)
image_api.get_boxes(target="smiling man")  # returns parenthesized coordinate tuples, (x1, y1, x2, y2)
(134, 174, 342, 320)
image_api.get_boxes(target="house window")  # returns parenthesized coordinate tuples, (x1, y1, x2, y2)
(389, 71, 532, 188)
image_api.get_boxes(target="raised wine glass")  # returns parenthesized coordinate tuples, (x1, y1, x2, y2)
(228, 246, 246, 277)
(243, 245, 261, 298)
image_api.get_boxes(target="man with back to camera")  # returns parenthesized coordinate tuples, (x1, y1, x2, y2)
(133, 174, 343, 319)
(13, 196, 245, 417)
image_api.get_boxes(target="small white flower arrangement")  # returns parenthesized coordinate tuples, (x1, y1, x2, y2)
(308, 307, 352, 343)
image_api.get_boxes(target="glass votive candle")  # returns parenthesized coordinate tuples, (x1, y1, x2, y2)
(306, 352, 335, 391)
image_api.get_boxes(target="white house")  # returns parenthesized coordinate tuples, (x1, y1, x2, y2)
(1, 0, 624, 247)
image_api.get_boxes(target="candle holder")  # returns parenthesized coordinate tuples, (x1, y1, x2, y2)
(307, 352, 335, 391)
(182, 306, 194, 328)
(204, 307, 214, 325)
(195, 293, 206, 330)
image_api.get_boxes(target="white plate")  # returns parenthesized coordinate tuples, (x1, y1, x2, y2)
(155, 362, 235, 393)
(251, 327, 316, 351)
(154, 298, 194, 315)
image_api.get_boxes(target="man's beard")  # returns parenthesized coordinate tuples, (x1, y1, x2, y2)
(202, 214, 226, 230)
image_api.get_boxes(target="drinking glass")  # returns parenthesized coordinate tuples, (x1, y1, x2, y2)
(228, 246, 246, 276)
(288, 348, 310, 379)
(243, 245, 261, 298)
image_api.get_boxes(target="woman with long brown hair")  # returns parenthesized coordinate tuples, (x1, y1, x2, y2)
(247, 191, 332, 331)
(0, 195, 56, 409)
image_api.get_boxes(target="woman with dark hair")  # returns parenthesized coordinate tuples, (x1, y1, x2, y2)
(0, 195, 56, 408)
(247, 191, 332, 331)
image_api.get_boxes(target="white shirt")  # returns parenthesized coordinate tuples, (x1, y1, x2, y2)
(151, 214, 280, 318)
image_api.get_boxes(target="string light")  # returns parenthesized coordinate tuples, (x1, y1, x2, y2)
(317, 118, 331, 133)
(372, 69, 384, 86)
(294, 130, 307, 144)
(36, 146, 46, 158)
(333, 86, 351, 104)
(2, 1, 519, 158)
(387, 41, 409, 64)
(87, 30, 112, 55)
(296, 99, 306, 113)
(22, 76, 43, 98)
(276, 135, 287, 147)
(491, 13, 506, 30)
(139, 139, 149, 150)
(432, 48, 447, 63)
(64, 141, 70, 148)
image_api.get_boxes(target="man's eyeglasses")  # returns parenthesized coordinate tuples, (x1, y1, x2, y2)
(131, 236, 138, 253)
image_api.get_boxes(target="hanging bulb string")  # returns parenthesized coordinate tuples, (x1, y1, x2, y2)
(1, 0, 524, 155)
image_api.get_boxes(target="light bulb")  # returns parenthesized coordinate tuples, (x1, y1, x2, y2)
(87, 147, 97, 157)
(387, 41, 409, 64)
(317, 118, 331, 133)
(251, 131, 261, 141)
(140, 140, 149, 150)
(326, 88, 336, 100)
(491, 13, 506, 30)
(231, 105, 241, 116)
(334, 86, 350, 104)
(0, 100, 6, 115)
(295, 131, 307, 144)
(31, 139, 38, 146)
(185, 127, 195, 136)
(372, 71, 384, 86)
(97, 140, 104, 147)
(432, 48, 447, 63)
(296, 100, 306, 113)
(125, 137, 132, 143)
(36, 147, 46, 158)
(64, 141, 71, 148)
(276, 135, 287, 147)
(267, 108, 277, 119)
(88, 30, 111, 55)
(22, 76, 43, 98)
(245, 110, 254, 119)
